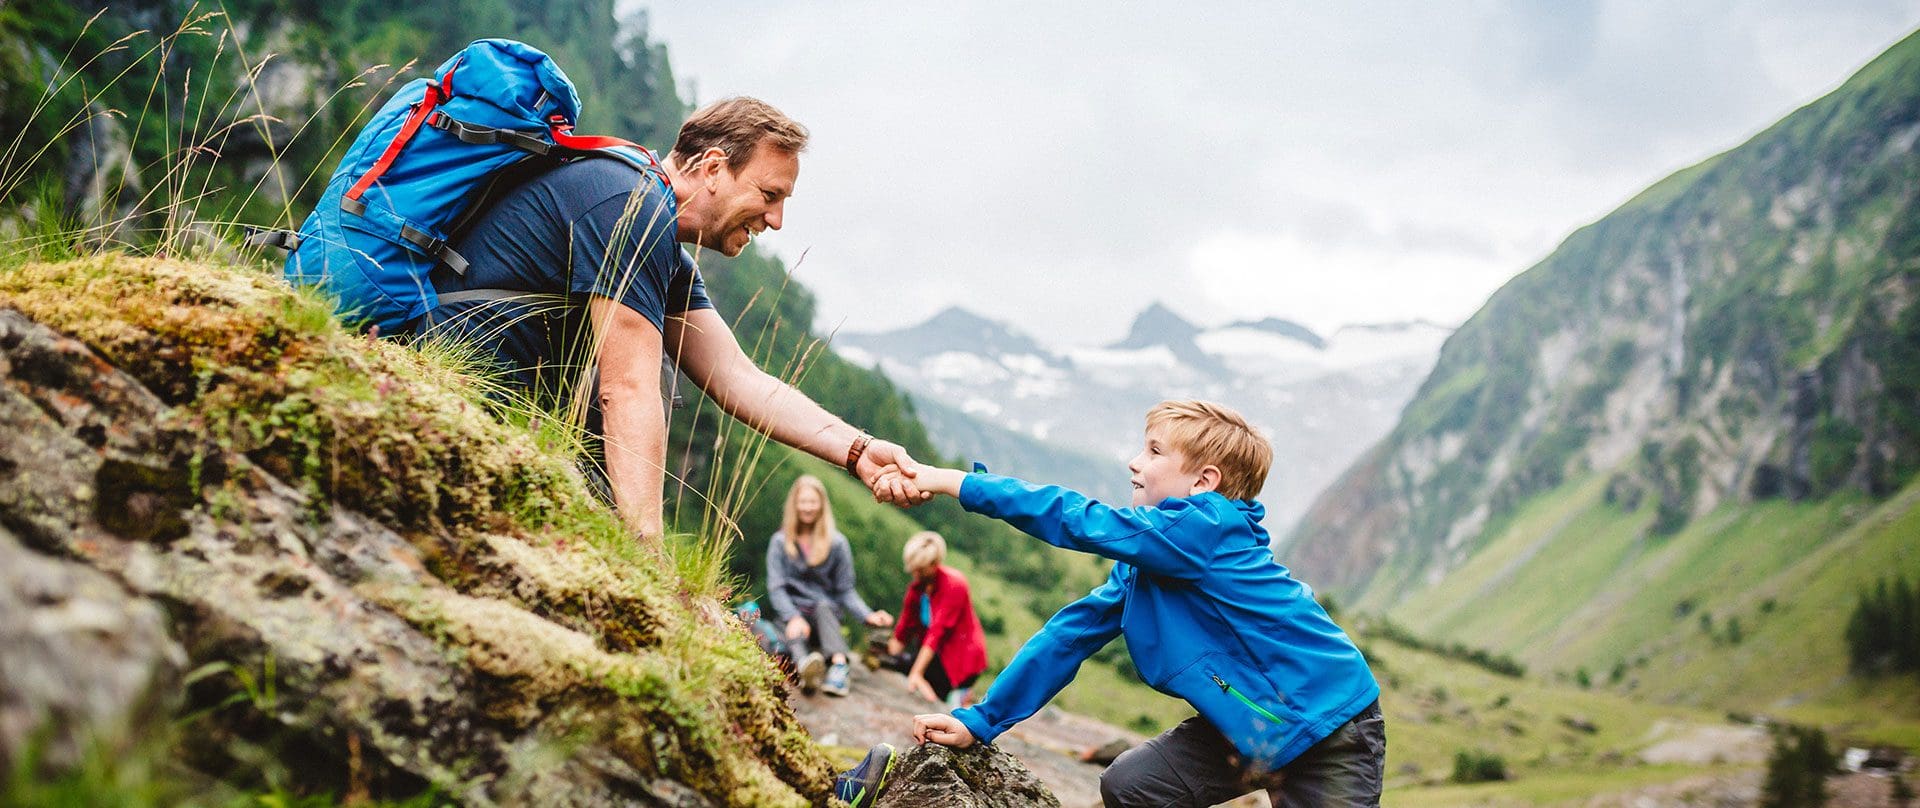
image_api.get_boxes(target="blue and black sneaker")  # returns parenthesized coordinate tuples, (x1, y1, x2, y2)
(833, 742, 897, 808)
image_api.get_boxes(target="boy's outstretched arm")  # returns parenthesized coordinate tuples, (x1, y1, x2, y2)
(940, 564, 1126, 747)
(884, 466, 1214, 580)
(882, 465, 964, 498)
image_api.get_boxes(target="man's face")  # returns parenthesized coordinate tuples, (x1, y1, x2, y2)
(685, 142, 799, 257)
(1128, 425, 1199, 507)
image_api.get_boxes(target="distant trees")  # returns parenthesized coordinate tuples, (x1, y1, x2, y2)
(1760, 725, 1835, 808)
(1845, 574, 1920, 678)
(1362, 618, 1527, 678)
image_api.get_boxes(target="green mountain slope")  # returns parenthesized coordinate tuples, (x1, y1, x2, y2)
(1285, 29, 1920, 736)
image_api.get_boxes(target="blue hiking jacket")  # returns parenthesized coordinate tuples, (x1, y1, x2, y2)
(949, 474, 1379, 771)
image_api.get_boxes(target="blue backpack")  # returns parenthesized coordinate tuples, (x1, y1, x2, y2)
(262, 39, 670, 335)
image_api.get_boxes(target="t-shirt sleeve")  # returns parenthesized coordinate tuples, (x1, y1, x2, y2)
(667, 256, 713, 316)
(567, 183, 686, 331)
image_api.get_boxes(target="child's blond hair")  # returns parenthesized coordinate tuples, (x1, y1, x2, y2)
(1145, 400, 1272, 501)
(902, 531, 947, 573)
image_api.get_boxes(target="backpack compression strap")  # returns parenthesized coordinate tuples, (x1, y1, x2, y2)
(342, 63, 459, 212)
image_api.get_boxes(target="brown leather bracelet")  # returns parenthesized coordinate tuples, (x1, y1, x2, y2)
(845, 432, 874, 477)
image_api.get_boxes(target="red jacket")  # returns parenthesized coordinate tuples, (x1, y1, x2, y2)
(893, 565, 988, 686)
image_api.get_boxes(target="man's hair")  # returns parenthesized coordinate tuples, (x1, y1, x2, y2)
(1145, 400, 1272, 501)
(902, 531, 947, 573)
(670, 96, 809, 172)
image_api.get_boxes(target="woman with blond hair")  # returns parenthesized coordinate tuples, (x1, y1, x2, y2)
(882, 531, 987, 707)
(765, 474, 892, 696)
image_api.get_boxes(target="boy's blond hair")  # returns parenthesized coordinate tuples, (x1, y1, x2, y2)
(902, 531, 947, 572)
(1145, 400, 1272, 501)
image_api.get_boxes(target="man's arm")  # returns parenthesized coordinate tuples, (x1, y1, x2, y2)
(590, 296, 667, 539)
(663, 308, 924, 500)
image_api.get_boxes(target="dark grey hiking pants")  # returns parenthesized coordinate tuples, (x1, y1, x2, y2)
(783, 600, 852, 660)
(1099, 700, 1385, 808)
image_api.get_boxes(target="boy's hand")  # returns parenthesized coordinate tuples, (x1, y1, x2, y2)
(785, 616, 810, 641)
(913, 713, 976, 748)
(878, 465, 966, 499)
(865, 610, 894, 627)
(860, 443, 932, 506)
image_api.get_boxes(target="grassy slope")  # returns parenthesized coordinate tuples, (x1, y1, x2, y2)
(1369, 638, 1740, 805)
(1375, 468, 1920, 749)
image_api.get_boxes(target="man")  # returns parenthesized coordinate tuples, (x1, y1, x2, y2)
(420, 97, 921, 537)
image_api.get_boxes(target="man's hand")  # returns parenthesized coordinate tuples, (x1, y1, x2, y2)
(904, 674, 939, 702)
(876, 465, 966, 501)
(913, 713, 976, 748)
(785, 615, 810, 641)
(858, 440, 931, 506)
(865, 610, 895, 628)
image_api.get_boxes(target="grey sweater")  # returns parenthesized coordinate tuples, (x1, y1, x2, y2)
(764, 530, 873, 624)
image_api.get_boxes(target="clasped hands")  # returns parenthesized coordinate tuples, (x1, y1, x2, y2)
(854, 438, 934, 506)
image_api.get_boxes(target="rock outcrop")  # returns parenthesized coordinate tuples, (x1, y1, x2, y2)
(0, 257, 833, 805)
(873, 744, 1062, 808)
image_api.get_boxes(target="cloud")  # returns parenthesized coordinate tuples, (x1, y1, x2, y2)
(641, 1, 1920, 347)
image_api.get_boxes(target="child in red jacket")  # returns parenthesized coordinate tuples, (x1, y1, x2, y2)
(880, 531, 987, 707)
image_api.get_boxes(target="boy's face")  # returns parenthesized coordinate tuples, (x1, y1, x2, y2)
(1129, 425, 1207, 506)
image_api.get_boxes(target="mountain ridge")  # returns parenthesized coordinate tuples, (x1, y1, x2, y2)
(1280, 25, 1920, 730)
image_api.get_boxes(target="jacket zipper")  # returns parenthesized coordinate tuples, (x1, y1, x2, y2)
(1212, 674, 1286, 726)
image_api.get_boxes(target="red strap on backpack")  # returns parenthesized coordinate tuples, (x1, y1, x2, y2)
(548, 115, 674, 194)
(345, 64, 460, 204)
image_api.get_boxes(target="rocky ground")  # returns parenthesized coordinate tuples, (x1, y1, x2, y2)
(786, 658, 1283, 807)
(788, 660, 1142, 808)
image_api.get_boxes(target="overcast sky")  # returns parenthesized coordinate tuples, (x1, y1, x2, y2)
(640, 2, 1920, 347)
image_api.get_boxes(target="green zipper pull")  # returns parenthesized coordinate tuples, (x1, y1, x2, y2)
(1212, 673, 1287, 726)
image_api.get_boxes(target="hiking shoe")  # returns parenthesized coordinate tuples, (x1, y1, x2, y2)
(798, 652, 826, 694)
(833, 742, 897, 808)
(822, 659, 851, 696)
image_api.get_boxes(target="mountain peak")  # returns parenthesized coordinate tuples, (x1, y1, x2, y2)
(1111, 302, 1201, 350)
(839, 306, 1059, 364)
(1226, 317, 1327, 350)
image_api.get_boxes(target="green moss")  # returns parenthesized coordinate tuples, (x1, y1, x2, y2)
(0, 255, 836, 805)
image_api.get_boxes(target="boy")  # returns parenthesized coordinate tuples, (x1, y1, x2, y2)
(859, 400, 1384, 807)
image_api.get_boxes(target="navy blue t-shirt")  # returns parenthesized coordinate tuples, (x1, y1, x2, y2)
(420, 157, 712, 408)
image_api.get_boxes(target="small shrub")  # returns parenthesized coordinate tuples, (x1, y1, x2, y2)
(1760, 725, 1835, 808)
(1451, 750, 1509, 784)
(977, 610, 1005, 635)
